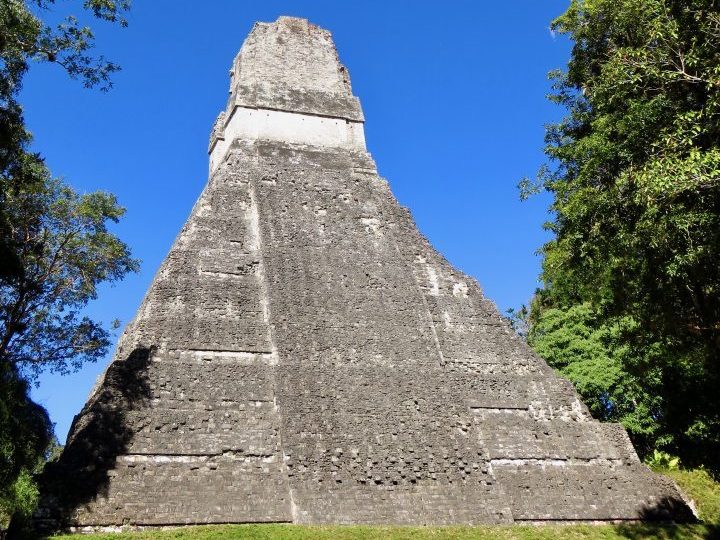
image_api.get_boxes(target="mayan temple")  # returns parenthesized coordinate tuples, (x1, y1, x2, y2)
(37, 16, 693, 530)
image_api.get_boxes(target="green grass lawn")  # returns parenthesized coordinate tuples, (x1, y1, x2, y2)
(48, 523, 717, 540)
(50, 468, 720, 540)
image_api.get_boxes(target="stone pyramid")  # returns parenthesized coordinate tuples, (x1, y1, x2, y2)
(38, 16, 693, 529)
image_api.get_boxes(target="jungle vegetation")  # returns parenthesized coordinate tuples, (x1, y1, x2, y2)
(521, 0, 720, 472)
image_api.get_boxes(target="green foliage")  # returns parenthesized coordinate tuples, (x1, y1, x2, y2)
(527, 303, 661, 453)
(646, 450, 681, 471)
(1, 0, 131, 93)
(1, 0, 131, 278)
(525, 0, 720, 470)
(0, 177, 139, 377)
(0, 0, 132, 530)
(0, 364, 51, 530)
(1, 469, 39, 529)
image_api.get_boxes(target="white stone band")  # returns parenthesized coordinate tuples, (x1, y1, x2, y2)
(210, 106, 366, 173)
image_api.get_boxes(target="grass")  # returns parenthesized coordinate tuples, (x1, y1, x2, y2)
(49, 468, 720, 540)
(49, 523, 718, 540)
(665, 468, 720, 525)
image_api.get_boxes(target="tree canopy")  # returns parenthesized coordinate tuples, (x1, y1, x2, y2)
(525, 0, 720, 471)
(0, 0, 134, 528)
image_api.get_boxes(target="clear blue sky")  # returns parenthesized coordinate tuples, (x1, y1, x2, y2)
(23, 1, 571, 442)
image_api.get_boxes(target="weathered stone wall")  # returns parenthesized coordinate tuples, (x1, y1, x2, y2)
(37, 162, 294, 527)
(36, 16, 694, 530)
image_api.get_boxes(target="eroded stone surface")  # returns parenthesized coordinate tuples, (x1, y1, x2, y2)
(36, 16, 693, 529)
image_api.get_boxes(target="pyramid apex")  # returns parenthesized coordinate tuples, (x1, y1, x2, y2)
(274, 15, 313, 25)
(260, 16, 330, 37)
(208, 16, 367, 171)
(225, 15, 363, 122)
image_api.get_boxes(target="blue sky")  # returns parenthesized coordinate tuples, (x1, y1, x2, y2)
(23, 1, 572, 442)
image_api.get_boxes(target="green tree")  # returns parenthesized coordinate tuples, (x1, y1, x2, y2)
(525, 0, 720, 470)
(526, 303, 662, 455)
(1, 176, 139, 375)
(0, 367, 52, 529)
(1, 0, 129, 276)
(0, 0, 134, 528)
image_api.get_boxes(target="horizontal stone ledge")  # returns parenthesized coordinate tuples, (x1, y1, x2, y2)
(513, 518, 646, 524)
(172, 348, 273, 354)
(469, 405, 529, 411)
(490, 458, 626, 467)
(353, 167, 378, 175)
(140, 400, 276, 411)
(161, 349, 276, 362)
(228, 103, 364, 124)
(199, 270, 258, 279)
(119, 452, 279, 464)
(68, 520, 294, 532)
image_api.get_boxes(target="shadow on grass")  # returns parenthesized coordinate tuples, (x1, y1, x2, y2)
(24, 347, 154, 536)
(613, 523, 720, 540)
(613, 495, 717, 539)
(639, 494, 698, 522)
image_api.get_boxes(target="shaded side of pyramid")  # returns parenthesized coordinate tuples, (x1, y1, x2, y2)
(36, 17, 693, 530)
